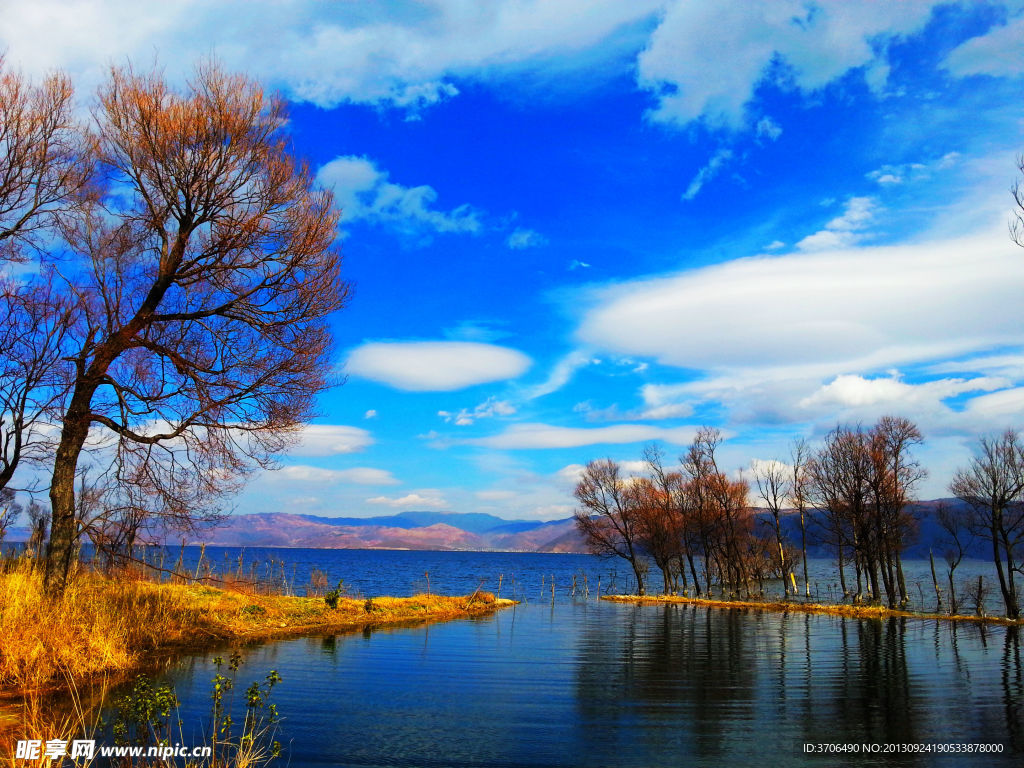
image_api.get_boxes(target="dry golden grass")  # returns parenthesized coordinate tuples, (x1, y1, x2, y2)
(0, 560, 512, 695)
(601, 593, 1024, 625)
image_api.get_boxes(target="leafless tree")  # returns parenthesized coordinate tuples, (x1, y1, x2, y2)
(574, 459, 648, 595)
(0, 60, 89, 495)
(752, 457, 793, 596)
(936, 500, 974, 615)
(41, 63, 348, 593)
(0, 57, 92, 260)
(809, 418, 923, 607)
(790, 438, 812, 597)
(0, 279, 74, 492)
(950, 431, 1024, 619)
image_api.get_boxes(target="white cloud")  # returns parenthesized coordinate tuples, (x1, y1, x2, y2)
(579, 231, 1024, 372)
(364, 410, 378, 419)
(637, 1, 937, 129)
(289, 425, 374, 457)
(506, 227, 547, 250)
(866, 152, 960, 186)
(366, 491, 448, 509)
(943, 14, 1024, 78)
(0, 1, 661, 111)
(346, 341, 531, 391)
(755, 116, 782, 141)
(682, 148, 733, 201)
(467, 423, 699, 450)
(799, 374, 1008, 410)
(274, 465, 400, 485)
(317, 156, 481, 234)
(964, 387, 1024, 420)
(439, 397, 516, 426)
(524, 349, 593, 399)
(796, 196, 876, 251)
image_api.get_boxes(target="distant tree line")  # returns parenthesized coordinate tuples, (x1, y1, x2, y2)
(574, 417, 1024, 619)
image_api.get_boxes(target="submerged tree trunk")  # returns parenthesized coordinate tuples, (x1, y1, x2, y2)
(929, 549, 942, 611)
(801, 509, 809, 598)
(837, 543, 848, 599)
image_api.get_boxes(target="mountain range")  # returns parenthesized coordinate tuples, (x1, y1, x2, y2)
(186, 510, 589, 552)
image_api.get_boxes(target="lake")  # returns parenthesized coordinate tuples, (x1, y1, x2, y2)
(100, 548, 1024, 767)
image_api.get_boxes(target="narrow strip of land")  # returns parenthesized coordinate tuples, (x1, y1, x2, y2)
(602, 594, 1024, 625)
(0, 566, 514, 695)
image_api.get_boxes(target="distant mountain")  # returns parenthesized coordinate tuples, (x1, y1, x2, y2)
(192, 511, 588, 552)
(296, 510, 532, 535)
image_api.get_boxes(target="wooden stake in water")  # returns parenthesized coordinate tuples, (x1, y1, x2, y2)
(498, 573, 503, 599)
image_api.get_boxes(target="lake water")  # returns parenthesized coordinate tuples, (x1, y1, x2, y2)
(103, 548, 1024, 767)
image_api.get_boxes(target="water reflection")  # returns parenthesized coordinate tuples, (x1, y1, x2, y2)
(134, 601, 1024, 767)
(574, 604, 1023, 767)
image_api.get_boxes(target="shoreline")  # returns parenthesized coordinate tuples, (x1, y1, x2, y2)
(0, 574, 516, 698)
(601, 594, 1024, 626)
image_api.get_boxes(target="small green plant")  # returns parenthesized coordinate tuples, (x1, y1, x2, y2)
(209, 651, 285, 764)
(110, 674, 180, 748)
(324, 579, 346, 609)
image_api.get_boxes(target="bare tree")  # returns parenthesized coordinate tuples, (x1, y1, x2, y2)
(42, 63, 348, 593)
(0, 58, 91, 260)
(0, 60, 88, 494)
(752, 457, 793, 597)
(950, 431, 1024, 619)
(790, 438, 812, 597)
(0, 279, 74, 492)
(574, 459, 648, 595)
(936, 500, 974, 615)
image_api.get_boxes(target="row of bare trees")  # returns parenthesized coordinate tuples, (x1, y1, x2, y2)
(0, 58, 348, 593)
(575, 429, 782, 599)
(574, 417, 1024, 618)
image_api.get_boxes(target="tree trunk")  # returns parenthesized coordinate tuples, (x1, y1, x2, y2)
(837, 543, 848, 599)
(991, 513, 1019, 619)
(929, 549, 942, 611)
(800, 509, 809, 598)
(43, 384, 96, 595)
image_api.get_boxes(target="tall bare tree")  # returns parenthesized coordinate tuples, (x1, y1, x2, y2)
(950, 431, 1024, 619)
(752, 457, 793, 596)
(790, 438, 812, 597)
(574, 459, 648, 595)
(42, 63, 348, 593)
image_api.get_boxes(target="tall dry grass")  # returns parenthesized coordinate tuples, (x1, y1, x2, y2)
(0, 561, 206, 691)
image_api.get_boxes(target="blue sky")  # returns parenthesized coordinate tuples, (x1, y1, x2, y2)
(5, 1, 1024, 520)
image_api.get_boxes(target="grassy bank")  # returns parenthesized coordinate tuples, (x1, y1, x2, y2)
(0, 562, 514, 694)
(602, 593, 1024, 625)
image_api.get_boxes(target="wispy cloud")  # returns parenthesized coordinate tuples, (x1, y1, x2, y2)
(318, 156, 481, 236)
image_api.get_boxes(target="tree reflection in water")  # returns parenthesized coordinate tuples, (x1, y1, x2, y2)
(575, 604, 1023, 766)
